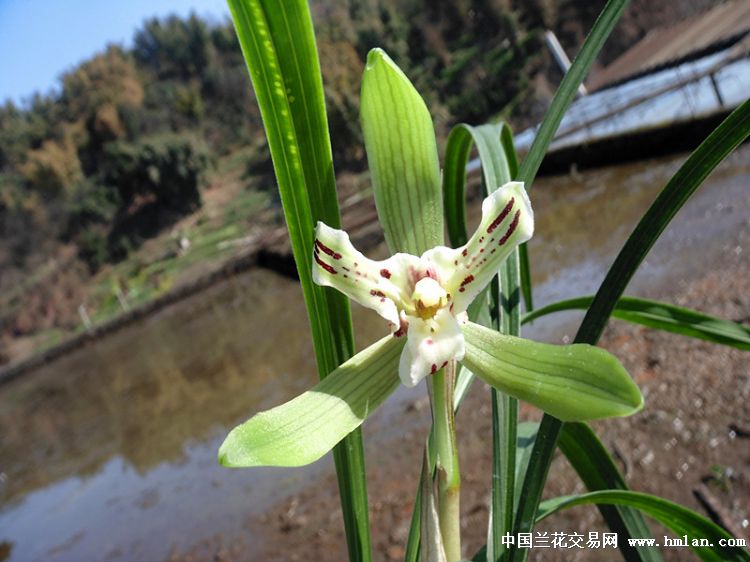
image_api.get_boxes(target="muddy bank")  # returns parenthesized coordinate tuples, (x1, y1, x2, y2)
(167, 207, 750, 562)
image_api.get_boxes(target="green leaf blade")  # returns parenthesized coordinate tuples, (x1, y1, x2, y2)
(537, 491, 750, 562)
(441, 121, 522, 561)
(558, 422, 664, 562)
(516, 0, 629, 188)
(361, 48, 443, 254)
(523, 295, 750, 350)
(577, 97, 750, 346)
(461, 322, 643, 422)
(219, 336, 403, 468)
(518, 75, 750, 562)
(226, 1, 369, 558)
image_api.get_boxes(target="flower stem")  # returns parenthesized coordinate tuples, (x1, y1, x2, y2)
(429, 361, 461, 561)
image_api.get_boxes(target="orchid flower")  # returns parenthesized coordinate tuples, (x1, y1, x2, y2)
(312, 181, 532, 387)
(219, 181, 642, 469)
(218, 49, 642, 471)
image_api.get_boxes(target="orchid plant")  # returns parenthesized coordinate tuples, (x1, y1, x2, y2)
(220, 1, 750, 561)
(219, 47, 642, 558)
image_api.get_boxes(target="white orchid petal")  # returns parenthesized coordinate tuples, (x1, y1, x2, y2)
(312, 222, 420, 326)
(419, 245, 460, 289)
(398, 343, 415, 386)
(444, 181, 534, 312)
(399, 308, 465, 387)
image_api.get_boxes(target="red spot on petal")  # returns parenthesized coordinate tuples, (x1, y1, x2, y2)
(426, 338, 434, 345)
(460, 275, 475, 289)
(480, 248, 484, 253)
(370, 289, 386, 298)
(315, 239, 342, 260)
(498, 209, 521, 246)
(431, 364, 438, 374)
(461, 248, 468, 257)
(441, 361, 448, 368)
(380, 268, 391, 279)
(487, 197, 515, 234)
(393, 316, 408, 338)
(314, 252, 337, 274)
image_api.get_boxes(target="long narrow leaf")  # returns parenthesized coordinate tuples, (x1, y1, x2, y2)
(512, 0, 629, 315)
(482, 125, 520, 562)
(506, 0, 658, 559)
(516, 0, 628, 186)
(442, 124, 513, 247)
(513, 0, 631, 318)
(577, 96, 750, 345)
(442, 122, 520, 561)
(513, 422, 539, 513)
(517, 92, 750, 562)
(537, 491, 750, 562)
(443, 126, 475, 248)
(499, 126, 533, 314)
(524, 296, 750, 350)
(226, 1, 369, 559)
(558, 423, 664, 561)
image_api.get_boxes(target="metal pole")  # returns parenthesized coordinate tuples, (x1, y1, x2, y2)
(544, 30, 588, 97)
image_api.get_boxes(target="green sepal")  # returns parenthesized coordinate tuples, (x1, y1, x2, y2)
(360, 48, 443, 255)
(461, 322, 643, 422)
(219, 335, 404, 467)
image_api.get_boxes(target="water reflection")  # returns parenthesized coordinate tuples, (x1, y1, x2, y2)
(1, 146, 749, 561)
(0, 270, 386, 561)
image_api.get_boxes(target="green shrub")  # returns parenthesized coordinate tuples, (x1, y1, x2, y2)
(104, 133, 210, 212)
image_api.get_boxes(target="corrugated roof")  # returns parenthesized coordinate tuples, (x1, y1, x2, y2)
(590, 0, 750, 90)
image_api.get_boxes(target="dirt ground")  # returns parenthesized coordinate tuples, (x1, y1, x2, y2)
(166, 223, 749, 562)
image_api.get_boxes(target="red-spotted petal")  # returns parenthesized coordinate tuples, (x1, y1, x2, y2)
(398, 308, 465, 387)
(312, 222, 422, 326)
(424, 182, 533, 312)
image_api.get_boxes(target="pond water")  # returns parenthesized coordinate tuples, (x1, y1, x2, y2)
(1, 147, 748, 561)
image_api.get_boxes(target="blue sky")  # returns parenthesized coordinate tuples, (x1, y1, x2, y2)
(0, 0, 231, 106)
